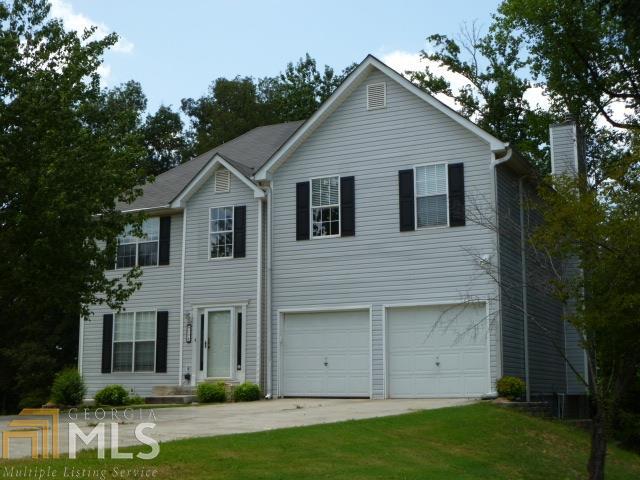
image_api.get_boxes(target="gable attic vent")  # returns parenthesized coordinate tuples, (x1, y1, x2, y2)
(214, 169, 230, 193)
(366, 82, 386, 110)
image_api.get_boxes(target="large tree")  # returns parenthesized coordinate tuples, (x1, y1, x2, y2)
(0, 0, 146, 412)
(143, 105, 187, 175)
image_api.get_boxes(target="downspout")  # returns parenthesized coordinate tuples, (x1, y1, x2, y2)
(518, 177, 531, 401)
(256, 196, 263, 389)
(490, 146, 512, 383)
(178, 207, 187, 385)
(266, 185, 273, 398)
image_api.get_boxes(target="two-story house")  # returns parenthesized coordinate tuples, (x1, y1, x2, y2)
(78, 55, 586, 404)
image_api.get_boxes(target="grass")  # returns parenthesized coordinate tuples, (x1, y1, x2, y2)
(2, 403, 639, 479)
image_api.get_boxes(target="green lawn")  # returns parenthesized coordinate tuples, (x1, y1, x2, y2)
(2, 403, 639, 479)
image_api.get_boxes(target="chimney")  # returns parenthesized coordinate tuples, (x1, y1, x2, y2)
(549, 116, 585, 177)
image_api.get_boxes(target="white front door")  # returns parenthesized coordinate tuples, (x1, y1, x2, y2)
(204, 309, 232, 378)
(281, 310, 370, 397)
(386, 303, 490, 397)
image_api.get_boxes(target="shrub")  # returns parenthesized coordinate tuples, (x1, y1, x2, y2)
(50, 368, 86, 406)
(233, 382, 261, 402)
(496, 376, 526, 400)
(127, 395, 145, 405)
(94, 385, 129, 406)
(197, 382, 226, 403)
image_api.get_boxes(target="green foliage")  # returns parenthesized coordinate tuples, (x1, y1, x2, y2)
(0, 0, 147, 413)
(496, 376, 526, 400)
(197, 382, 226, 403)
(143, 105, 187, 175)
(233, 382, 261, 402)
(127, 394, 145, 405)
(181, 54, 355, 158)
(50, 368, 86, 406)
(94, 385, 129, 406)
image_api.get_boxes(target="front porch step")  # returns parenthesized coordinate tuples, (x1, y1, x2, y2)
(144, 394, 196, 405)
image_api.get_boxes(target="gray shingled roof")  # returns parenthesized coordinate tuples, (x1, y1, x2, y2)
(119, 120, 304, 211)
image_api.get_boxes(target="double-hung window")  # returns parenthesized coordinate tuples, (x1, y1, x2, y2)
(112, 311, 156, 373)
(415, 163, 448, 227)
(311, 176, 340, 237)
(116, 218, 160, 268)
(210, 206, 234, 258)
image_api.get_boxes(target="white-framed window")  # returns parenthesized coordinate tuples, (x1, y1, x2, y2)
(311, 176, 340, 238)
(415, 163, 449, 228)
(112, 310, 156, 373)
(116, 218, 159, 268)
(210, 206, 234, 258)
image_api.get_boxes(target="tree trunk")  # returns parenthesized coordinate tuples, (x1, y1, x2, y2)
(588, 399, 607, 480)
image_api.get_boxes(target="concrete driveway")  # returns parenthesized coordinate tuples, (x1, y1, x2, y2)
(0, 398, 475, 458)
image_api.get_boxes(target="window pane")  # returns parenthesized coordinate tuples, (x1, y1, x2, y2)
(312, 206, 340, 237)
(311, 176, 339, 207)
(141, 218, 160, 241)
(114, 312, 134, 342)
(416, 164, 447, 196)
(417, 194, 448, 227)
(118, 225, 136, 245)
(116, 243, 136, 268)
(211, 232, 233, 258)
(134, 341, 155, 371)
(113, 342, 133, 372)
(136, 311, 156, 341)
(138, 241, 158, 266)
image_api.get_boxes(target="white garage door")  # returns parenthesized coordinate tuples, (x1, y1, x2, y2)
(282, 310, 370, 397)
(387, 303, 489, 397)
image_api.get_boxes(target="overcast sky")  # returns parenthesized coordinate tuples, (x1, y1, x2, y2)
(49, 0, 506, 113)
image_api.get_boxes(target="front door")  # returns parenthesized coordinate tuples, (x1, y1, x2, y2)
(204, 309, 232, 378)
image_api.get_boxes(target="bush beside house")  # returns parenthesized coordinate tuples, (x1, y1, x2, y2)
(50, 368, 86, 406)
(496, 376, 526, 401)
(233, 382, 261, 402)
(197, 382, 227, 403)
(94, 385, 130, 406)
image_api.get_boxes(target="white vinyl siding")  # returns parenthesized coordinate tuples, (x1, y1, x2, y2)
(311, 176, 340, 237)
(415, 163, 448, 228)
(116, 218, 160, 268)
(209, 206, 234, 258)
(113, 310, 156, 373)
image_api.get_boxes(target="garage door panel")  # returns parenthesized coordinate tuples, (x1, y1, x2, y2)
(282, 310, 370, 397)
(387, 304, 489, 398)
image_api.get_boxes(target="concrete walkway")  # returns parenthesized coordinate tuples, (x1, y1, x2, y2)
(0, 398, 475, 458)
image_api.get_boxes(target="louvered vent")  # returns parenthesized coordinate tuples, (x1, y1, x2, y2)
(214, 169, 230, 193)
(366, 82, 386, 110)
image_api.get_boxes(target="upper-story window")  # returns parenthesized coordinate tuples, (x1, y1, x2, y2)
(415, 163, 448, 227)
(112, 310, 156, 372)
(311, 176, 340, 237)
(210, 206, 234, 258)
(116, 218, 159, 268)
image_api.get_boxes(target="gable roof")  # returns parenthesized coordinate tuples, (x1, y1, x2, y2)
(118, 120, 304, 212)
(254, 55, 508, 180)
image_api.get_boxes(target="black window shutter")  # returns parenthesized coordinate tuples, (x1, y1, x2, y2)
(159, 216, 171, 265)
(448, 163, 466, 227)
(155, 311, 169, 373)
(340, 176, 355, 237)
(105, 240, 115, 270)
(398, 169, 415, 231)
(101, 314, 113, 373)
(199, 314, 204, 371)
(236, 311, 242, 370)
(296, 181, 310, 240)
(233, 206, 246, 258)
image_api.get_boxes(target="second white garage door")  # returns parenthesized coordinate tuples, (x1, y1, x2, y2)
(281, 310, 370, 397)
(387, 303, 490, 398)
